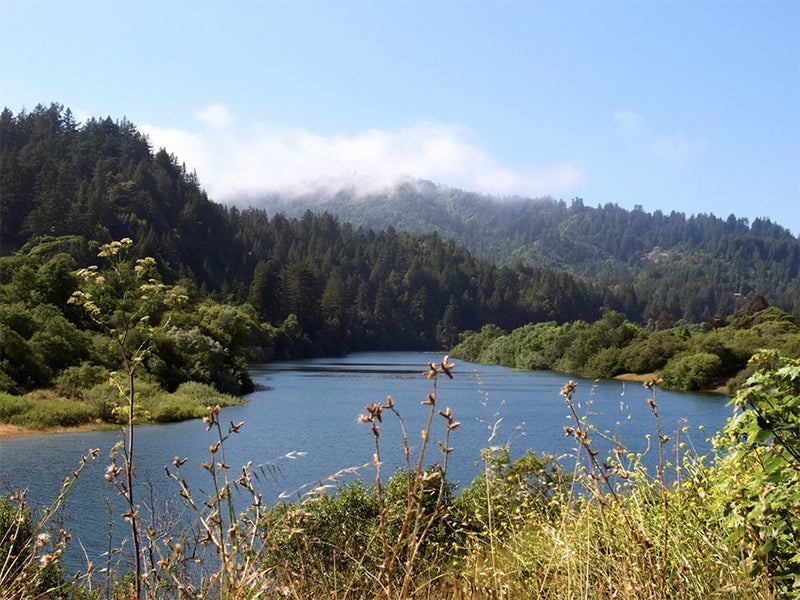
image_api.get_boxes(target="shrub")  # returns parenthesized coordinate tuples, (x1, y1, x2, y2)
(54, 362, 108, 399)
(661, 352, 723, 390)
(0, 495, 63, 595)
(454, 448, 566, 536)
(0, 393, 95, 429)
(264, 479, 381, 579)
(715, 352, 800, 595)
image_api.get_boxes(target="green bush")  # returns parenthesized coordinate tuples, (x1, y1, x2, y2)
(661, 352, 723, 391)
(453, 448, 566, 539)
(619, 329, 689, 373)
(264, 480, 381, 576)
(0, 495, 32, 578)
(54, 362, 108, 399)
(715, 352, 800, 596)
(0, 393, 95, 429)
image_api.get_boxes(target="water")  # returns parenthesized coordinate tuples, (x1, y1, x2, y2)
(0, 351, 732, 572)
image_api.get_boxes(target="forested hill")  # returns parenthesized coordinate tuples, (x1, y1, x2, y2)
(1, 103, 622, 358)
(2, 103, 797, 336)
(250, 181, 800, 323)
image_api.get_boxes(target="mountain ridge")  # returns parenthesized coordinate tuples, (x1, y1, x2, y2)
(239, 182, 800, 322)
(3, 103, 798, 327)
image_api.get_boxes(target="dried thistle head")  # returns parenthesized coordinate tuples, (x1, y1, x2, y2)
(424, 362, 438, 379)
(561, 380, 577, 398)
(440, 355, 455, 378)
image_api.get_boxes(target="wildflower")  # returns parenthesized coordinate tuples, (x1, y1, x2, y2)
(365, 402, 384, 422)
(438, 441, 454, 454)
(424, 362, 439, 379)
(440, 355, 455, 378)
(39, 552, 60, 568)
(561, 380, 577, 397)
(172, 456, 188, 468)
(421, 470, 441, 482)
(105, 464, 121, 481)
(35, 533, 51, 548)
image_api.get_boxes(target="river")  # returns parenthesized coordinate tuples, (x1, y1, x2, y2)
(0, 351, 732, 573)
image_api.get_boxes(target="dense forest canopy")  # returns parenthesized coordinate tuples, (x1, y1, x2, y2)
(1, 103, 798, 398)
(1, 104, 622, 397)
(252, 181, 800, 323)
(3, 106, 800, 600)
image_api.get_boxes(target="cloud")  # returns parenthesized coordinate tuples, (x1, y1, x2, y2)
(651, 132, 708, 161)
(140, 106, 583, 201)
(613, 110, 645, 134)
(194, 104, 234, 128)
(72, 107, 93, 125)
(614, 110, 707, 163)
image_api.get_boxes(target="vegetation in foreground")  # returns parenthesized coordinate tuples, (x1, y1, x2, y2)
(1, 352, 798, 599)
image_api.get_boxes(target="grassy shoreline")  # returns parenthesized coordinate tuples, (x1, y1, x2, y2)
(0, 420, 114, 439)
(0, 381, 245, 439)
(1, 371, 727, 440)
(614, 371, 730, 394)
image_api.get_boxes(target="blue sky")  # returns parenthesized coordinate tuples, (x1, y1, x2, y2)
(4, 0, 799, 234)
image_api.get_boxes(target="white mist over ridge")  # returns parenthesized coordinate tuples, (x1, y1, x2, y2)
(140, 107, 584, 204)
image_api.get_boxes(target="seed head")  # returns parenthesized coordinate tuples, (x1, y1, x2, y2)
(561, 381, 577, 398)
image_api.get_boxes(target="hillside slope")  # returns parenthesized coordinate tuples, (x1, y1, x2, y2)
(246, 181, 800, 323)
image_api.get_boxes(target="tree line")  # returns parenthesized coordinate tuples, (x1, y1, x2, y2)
(450, 298, 800, 392)
(254, 181, 800, 323)
(0, 103, 621, 397)
(2, 103, 797, 399)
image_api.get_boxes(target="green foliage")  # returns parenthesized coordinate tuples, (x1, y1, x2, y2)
(78, 377, 242, 425)
(0, 392, 95, 429)
(716, 352, 800, 594)
(255, 182, 800, 323)
(619, 328, 690, 373)
(0, 494, 32, 574)
(53, 362, 108, 399)
(0, 494, 65, 597)
(661, 352, 723, 391)
(449, 324, 506, 361)
(453, 447, 567, 539)
(453, 306, 798, 392)
(146, 381, 243, 423)
(264, 480, 382, 577)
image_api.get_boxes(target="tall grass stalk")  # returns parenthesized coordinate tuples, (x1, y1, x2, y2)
(2, 354, 791, 598)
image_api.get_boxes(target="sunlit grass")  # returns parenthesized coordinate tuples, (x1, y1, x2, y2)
(1, 354, 794, 599)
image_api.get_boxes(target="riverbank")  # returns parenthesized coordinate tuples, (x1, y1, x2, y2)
(614, 372, 729, 395)
(613, 372, 658, 383)
(0, 420, 114, 439)
(0, 423, 38, 438)
(0, 382, 246, 439)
